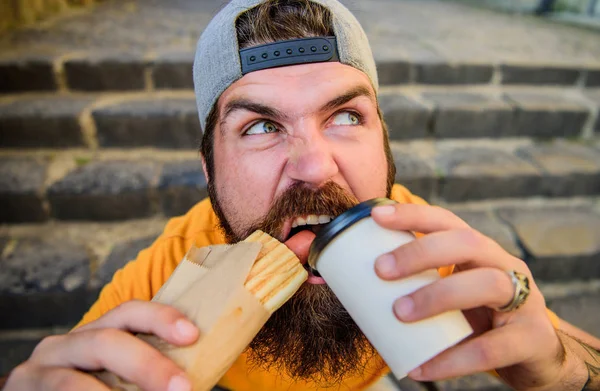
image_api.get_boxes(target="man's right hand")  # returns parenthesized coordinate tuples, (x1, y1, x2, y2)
(3, 300, 199, 391)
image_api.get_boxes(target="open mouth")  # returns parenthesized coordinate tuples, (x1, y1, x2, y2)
(284, 214, 333, 280)
(286, 214, 333, 241)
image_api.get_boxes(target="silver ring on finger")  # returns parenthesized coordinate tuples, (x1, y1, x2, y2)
(495, 270, 531, 313)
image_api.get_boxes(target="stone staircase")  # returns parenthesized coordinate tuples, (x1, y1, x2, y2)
(1, 0, 600, 389)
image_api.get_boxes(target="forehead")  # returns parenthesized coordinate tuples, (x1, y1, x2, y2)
(218, 62, 376, 112)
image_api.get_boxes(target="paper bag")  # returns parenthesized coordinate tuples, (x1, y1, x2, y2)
(95, 241, 269, 391)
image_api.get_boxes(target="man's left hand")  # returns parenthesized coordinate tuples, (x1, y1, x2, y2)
(371, 203, 588, 391)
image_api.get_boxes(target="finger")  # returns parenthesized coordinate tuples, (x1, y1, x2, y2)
(4, 364, 108, 391)
(371, 203, 470, 233)
(408, 325, 530, 381)
(30, 329, 190, 391)
(392, 268, 516, 322)
(73, 300, 198, 346)
(375, 229, 523, 280)
(39, 366, 110, 391)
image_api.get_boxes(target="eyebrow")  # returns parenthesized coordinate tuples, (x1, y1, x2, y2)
(220, 84, 375, 130)
(319, 85, 375, 113)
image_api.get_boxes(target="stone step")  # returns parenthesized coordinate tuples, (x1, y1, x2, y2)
(2, 48, 600, 94)
(0, 149, 206, 222)
(2, 0, 600, 94)
(0, 88, 598, 149)
(1, 197, 599, 331)
(2, 137, 600, 223)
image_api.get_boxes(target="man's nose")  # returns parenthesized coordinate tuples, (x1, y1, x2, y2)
(285, 133, 339, 187)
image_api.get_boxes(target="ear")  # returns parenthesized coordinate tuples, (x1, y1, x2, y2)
(201, 155, 210, 182)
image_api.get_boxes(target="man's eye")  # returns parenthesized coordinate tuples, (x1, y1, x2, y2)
(245, 121, 279, 135)
(332, 112, 361, 126)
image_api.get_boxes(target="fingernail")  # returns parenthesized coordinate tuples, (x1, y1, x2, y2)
(372, 205, 395, 216)
(168, 374, 191, 391)
(408, 366, 423, 380)
(375, 254, 396, 276)
(394, 297, 414, 319)
(175, 319, 197, 339)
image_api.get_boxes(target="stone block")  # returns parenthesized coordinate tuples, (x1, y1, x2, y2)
(497, 206, 600, 281)
(0, 338, 40, 376)
(0, 289, 99, 329)
(500, 65, 580, 85)
(152, 51, 194, 89)
(95, 236, 157, 287)
(0, 96, 92, 148)
(379, 93, 431, 139)
(47, 161, 158, 221)
(376, 61, 411, 85)
(93, 98, 200, 148)
(391, 144, 435, 201)
(0, 238, 90, 294)
(546, 292, 600, 337)
(436, 373, 510, 390)
(158, 160, 207, 216)
(436, 147, 542, 202)
(0, 158, 48, 222)
(452, 210, 522, 258)
(505, 91, 589, 138)
(516, 142, 600, 197)
(0, 237, 97, 327)
(64, 52, 146, 91)
(583, 90, 600, 132)
(0, 55, 57, 93)
(414, 62, 493, 85)
(0, 237, 8, 253)
(583, 69, 600, 87)
(423, 92, 513, 138)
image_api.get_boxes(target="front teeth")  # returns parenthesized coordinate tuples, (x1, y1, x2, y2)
(292, 214, 333, 228)
(306, 215, 319, 225)
(318, 215, 331, 224)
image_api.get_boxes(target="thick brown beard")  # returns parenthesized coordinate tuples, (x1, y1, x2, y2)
(208, 182, 385, 383)
(248, 283, 383, 386)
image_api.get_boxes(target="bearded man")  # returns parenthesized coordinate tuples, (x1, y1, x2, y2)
(4, 1, 600, 390)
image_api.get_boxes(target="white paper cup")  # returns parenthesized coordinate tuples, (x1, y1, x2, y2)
(308, 199, 473, 379)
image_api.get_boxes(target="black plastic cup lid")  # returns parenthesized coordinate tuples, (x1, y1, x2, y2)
(307, 198, 397, 269)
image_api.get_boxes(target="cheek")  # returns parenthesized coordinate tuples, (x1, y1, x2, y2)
(213, 145, 284, 227)
(336, 135, 388, 201)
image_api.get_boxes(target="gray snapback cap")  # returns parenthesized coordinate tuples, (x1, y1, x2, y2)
(193, 0, 378, 131)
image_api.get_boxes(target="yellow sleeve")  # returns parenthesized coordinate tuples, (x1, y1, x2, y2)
(546, 308, 561, 329)
(390, 183, 429, 206)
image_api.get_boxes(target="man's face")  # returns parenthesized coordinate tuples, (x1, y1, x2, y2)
(205, 62, 389, 383)
(210, 61, 388, 245)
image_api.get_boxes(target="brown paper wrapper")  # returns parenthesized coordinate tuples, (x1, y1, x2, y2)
(95, 241, 270, 391)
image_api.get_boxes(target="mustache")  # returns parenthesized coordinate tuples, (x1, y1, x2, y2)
(242, 181, 359, 241)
